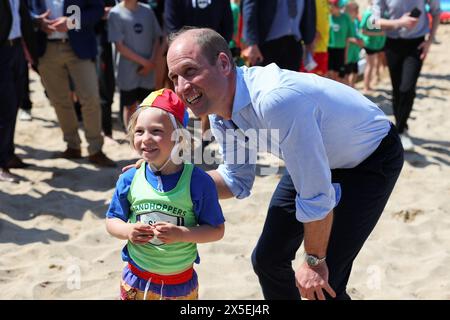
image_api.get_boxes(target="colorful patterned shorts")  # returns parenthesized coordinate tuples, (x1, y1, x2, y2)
(120, 264, 199, 300)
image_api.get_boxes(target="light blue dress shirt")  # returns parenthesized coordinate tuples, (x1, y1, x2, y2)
(8, 0, 22, 40)
(209, 64, 391, 223)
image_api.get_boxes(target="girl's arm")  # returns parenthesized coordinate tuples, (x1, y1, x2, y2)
(106, 218, 154, 245)
(153, 222, 225, 244)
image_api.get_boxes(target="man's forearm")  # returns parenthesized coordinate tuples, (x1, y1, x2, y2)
(303, 210, 334, 258)
(207, 170, 234, 199)
(376, 18, 401, 30)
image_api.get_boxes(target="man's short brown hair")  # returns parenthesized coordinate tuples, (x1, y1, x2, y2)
(168, 27, 235, 68)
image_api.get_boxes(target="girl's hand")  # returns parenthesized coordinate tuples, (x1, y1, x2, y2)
(153, 222, 185, 244)
(128, 223, 154, 245)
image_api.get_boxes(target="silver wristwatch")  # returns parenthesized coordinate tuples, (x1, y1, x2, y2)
(305, 254, 326, 267)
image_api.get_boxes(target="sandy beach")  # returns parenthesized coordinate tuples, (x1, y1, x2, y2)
(1, 21, 449, 300)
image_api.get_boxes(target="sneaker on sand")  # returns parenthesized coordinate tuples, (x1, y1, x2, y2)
(6, 155, 30, 168)
(400, 132, 414, 152)
(0, 168, 18, 183)
(19, 109, 32, 121)
(54, 148, 82, 159)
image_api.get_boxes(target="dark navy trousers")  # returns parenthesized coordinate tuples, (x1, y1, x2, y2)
(0, 41, 27, 168)
(384, 37, 424, 134)
(251, 124, 404, 300)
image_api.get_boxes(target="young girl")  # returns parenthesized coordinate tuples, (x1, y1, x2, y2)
(344, 2, 364, 88)
(360, 0, 386, 93)
(327, 0, 355, 83)
(106, 88, 225, 300)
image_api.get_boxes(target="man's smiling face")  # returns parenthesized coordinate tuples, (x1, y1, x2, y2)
(167, 32, 231, 118)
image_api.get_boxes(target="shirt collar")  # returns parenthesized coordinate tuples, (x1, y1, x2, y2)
(231, 66, 252, 117)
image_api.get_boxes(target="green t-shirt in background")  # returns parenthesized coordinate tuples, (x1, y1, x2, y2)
(229, 2, 240, 49)
(347, 18, 361, 63)
(360, 9, 386, 51)
(328, 12, 354, 49)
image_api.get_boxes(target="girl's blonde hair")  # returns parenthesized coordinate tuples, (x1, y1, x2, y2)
(126, 106, 190, 161)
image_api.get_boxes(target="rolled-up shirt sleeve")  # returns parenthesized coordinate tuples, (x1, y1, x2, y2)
(209, 115, 256, 199)
(259, 88, 341, 223)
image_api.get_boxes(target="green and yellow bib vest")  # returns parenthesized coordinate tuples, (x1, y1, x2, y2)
(127, 163, 198, 274)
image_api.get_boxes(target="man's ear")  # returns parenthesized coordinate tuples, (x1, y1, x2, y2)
(217, 52, 232, 75)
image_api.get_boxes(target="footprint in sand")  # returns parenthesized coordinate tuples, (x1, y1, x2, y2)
(392, 209, 424, 223)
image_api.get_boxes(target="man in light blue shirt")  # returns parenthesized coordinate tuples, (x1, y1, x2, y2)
(166, 27, 404, 300)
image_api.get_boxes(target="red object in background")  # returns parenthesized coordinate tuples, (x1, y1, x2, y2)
(441, 11, 450, 23)
(237, 11, 243, 49)
(299, 52, 329, 76)
(429, 11, 450, 24)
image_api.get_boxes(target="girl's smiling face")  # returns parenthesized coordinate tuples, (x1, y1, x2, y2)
(132, 108, 176, 168)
